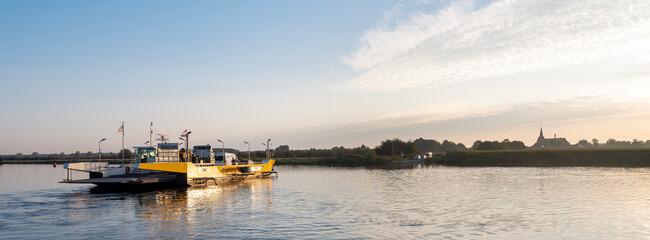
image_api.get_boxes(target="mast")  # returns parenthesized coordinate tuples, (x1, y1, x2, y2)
(150, 122, 153, 147)
(121, 121, 125, 165)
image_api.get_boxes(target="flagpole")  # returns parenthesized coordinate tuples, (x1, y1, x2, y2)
(121, 121, 125, 166)
(149, 122, 153, 147)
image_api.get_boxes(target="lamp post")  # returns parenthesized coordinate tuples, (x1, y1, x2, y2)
(185, 131, 191, 162)
(244, 141, 250, 161)
(262, 139, 271, 159)
(98, 138, 106, 161)
(178, 137, 187, 162)
(267, 139, 271, 159)
(217, 139, 225, 165)
(262, 143, 267, 159)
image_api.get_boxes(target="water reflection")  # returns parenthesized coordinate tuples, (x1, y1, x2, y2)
(133, 178, 274, 238)
(1, 164, 649, 239)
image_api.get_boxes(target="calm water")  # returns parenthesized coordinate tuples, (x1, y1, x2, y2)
(0, 164, 649, 239)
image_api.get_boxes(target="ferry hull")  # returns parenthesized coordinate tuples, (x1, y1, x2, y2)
(60, 160, 276, 190)
(136, 160, 276, 186)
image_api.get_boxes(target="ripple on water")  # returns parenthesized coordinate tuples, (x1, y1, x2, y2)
(1, 165, 650, 239)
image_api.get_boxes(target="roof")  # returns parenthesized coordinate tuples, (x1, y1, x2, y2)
(133, 146, 155, 150)
(158, 143, 179, 149)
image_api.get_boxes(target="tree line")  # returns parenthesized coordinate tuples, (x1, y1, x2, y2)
(4, 137, 650, 162)
(575, 138, 650, 148)
(259, 137, 650, 160)
(1, 149, 133, 160)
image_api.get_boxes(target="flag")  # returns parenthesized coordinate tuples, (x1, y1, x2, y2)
(181, 129, 188, 137)
(118, 123, 124, 133)
(157, 134, 168, 142)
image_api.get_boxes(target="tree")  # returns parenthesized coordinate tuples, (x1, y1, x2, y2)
(275, 145, 290, 152)
(456, 143, 467, 150)
(413, 138, 441, 152)
(592, 138, 599, 148)
(375, 138, 417, 156)
(471, 140, 482, 150)
(441, 140, 458, 152)
(358, 145, 370, 151)
(272, 145, 290, 158)
(32, 152, 38, 156)
(474, 139, 526, 150)
(508, 141, 526, 149)
(577, 139, 592, 148)
(119, 149, 133, 159)
(604, 139, 632, 148)
(605, 138, 618, 148)
(74, 151, 81, 158)
(364, 150, 377, 164)
(477, 141, 504, 150)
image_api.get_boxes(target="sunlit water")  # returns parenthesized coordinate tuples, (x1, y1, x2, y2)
(1, 164, 649, 239)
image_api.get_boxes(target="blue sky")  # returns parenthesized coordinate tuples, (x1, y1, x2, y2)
(2, 0, 650, 154)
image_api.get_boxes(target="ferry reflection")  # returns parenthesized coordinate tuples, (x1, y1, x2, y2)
(134, 178, 274, 236)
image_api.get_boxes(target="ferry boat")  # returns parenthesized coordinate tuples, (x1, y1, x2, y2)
(61, 142, 276, 189)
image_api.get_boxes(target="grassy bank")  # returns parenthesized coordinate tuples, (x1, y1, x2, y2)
(0, 159, 127, 164)
(1, 156, 389, 166)
(274, 155, 395, 166)
(8, 149, 645, 168)
(430, 149, 650, 167)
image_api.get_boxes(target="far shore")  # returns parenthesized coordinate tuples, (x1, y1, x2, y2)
(430, 148, 650, 168)
(3, 148, 649, 168)
(0, 159, 127, 164)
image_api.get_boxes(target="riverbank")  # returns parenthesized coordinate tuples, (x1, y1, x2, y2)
(0, 159, 127, 164)
(5, 149, 649, 168)
(274, 155, 388, 166)
(430, 149, 650, 167)
(1, 157, 376, 166)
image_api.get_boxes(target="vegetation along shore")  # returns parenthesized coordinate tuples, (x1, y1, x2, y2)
(3, 134, 650, 168)
(431, 149, 650, 168)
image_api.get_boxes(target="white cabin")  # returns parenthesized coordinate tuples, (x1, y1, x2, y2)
(215, 152, 238, 165)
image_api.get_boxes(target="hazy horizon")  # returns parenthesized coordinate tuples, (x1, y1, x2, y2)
(2, 0, 650, 155)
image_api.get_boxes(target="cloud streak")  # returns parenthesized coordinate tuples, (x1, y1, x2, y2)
(339, 0, 650, 92)
(276, 95, 650, 148)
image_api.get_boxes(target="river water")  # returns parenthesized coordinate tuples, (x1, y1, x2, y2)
(0, 164, 648, 239)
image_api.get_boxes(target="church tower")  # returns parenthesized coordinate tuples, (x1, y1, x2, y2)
(532, 126, 546, 149)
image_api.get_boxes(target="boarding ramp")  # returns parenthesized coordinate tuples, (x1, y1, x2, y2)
(64, 162, 130, 178)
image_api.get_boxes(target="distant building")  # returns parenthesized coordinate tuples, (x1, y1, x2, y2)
(531, 127, 572, 149)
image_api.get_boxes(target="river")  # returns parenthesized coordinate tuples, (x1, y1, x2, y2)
(0, 164, 648, 239)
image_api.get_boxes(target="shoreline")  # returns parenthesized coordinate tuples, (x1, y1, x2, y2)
(3, 148, 649, 168)
(430, 148, 650, 168)
(0, 159, 127, 164)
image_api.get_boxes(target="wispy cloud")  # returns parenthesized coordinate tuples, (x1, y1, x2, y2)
(338, 0, 650, 92)
(274, 95, 650, 148)
(365, 94, 650, 129)
(375, 102, 512, 124)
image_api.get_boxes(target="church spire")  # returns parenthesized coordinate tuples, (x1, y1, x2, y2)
(538, 125, 544, 139)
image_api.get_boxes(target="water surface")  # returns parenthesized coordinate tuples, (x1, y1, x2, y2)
(1, 164, 648, 239)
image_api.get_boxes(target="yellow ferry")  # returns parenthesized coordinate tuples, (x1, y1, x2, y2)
(136, 159, 276, 186)
(61, 142, 276, 189)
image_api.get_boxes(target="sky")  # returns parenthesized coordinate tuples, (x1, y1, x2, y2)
(1, 0, 650, 155)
